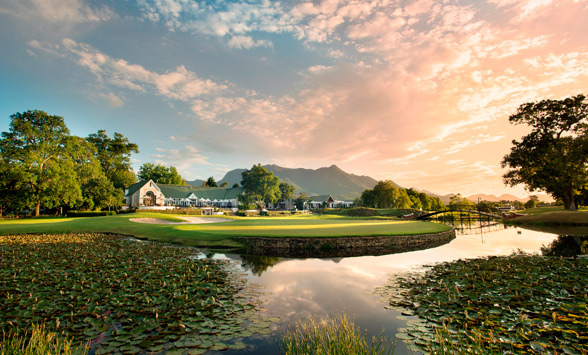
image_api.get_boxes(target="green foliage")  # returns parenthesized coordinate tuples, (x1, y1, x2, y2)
(86, 130, 139, 190)
(66, 211, 116, 217)
(137, 162, 185, 185)
(0, 110, 78, 216)
(0, 233, 274, 353)
(279, 182, 295, 201)
(377, 255, 588, 354)
(502, 94, 588, 210)
(361, 181, 412, 209)
(280, 313, 394, 355)
(220, 181, 229, 188)
(204, 176, 218, 187)
(448, 193, 475, 210)
(524, 198, 537, 209)
(240, 164, 281, 207)
(0, 323, 89, 355)
(293, 193, 309, 210)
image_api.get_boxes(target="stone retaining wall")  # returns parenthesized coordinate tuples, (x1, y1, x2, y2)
(235, 229, 456, 258)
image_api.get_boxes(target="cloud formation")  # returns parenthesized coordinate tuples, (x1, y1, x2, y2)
(10, 0, 588, 196)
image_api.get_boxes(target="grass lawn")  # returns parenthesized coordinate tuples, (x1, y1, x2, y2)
(507, 206, 588, 226)
(0, 213, 450, 249)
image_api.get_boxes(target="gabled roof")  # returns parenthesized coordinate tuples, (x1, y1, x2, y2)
(309, 195, 334, 203)
(125, 180, 149, 197)
(157, 184, 244, 200)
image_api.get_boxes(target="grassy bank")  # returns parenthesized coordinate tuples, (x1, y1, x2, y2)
(376, 254, 588, 354)
(507, 209, 588, 226)
(0, 213, 450, 249)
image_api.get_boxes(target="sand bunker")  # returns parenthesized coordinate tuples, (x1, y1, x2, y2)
(130, 217, 234, 225)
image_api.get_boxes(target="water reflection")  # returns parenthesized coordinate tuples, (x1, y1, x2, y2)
(211, 224, 572, 355)
(541, 235, 588, 257)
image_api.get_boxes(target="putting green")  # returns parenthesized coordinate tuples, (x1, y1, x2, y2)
(0, 213, 451, 248)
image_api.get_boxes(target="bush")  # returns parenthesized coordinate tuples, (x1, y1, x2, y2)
(343, 208, 379, 217)
(66, 211, 116, 217)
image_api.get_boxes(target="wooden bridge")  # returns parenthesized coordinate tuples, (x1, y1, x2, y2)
(416, 210, 503, 220)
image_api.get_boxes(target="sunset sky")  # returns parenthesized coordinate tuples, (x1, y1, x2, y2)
(1, 0, 587, 197)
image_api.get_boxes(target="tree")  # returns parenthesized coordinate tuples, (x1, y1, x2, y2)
(279, 182, 295, 201)
(449, 193, 475, 210)
(220, 181, 229, 188)
(137, 163, 185, 185)
(67, 136, 118, 211)
(501, 94, 588, 210)
(294, 192, 310, 210)
(204, 176, 218, 187)
(241, 164, 281, 210)
(232, 183, 240, 188)
(86, 130, 139, 190)
(524, 198, 537, 209)
(0, 110, 79, 216)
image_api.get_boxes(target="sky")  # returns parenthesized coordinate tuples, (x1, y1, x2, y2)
(1, 0, 587, 198)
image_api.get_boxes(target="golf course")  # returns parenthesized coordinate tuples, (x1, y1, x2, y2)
(0, 212, 451, 249)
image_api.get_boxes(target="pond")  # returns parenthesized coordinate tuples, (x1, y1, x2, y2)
(205, 222, 582, 354)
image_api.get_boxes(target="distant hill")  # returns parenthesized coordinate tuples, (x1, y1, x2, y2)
(467, 193, 554, 203)
(189, 164, 383, 201)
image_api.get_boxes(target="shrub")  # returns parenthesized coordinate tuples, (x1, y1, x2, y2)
(66, 211, 116, 217)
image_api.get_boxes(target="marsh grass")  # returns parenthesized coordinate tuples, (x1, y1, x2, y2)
(0, 324, 89, 355)
(280, 314, 394, 355)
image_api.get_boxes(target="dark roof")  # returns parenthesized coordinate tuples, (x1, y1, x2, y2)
(125, 180, 149, 197)
(309, 195, 334, 203)
(157, 184, 244, 200)
(125, 180, 244, 200)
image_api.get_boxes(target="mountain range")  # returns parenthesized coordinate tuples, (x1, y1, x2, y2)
(188, 164, 381, 200)
(188, 164, 550, 202)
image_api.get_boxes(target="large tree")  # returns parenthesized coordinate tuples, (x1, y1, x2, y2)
(0, 110, 80, 216)
(67, 136, 118, 211)
(137, 163, 185, 185)
(501, 94, 588, 210)
(279, 182, 295, 201)
(361, 180, 412, 209)
(241, 164, 281, 209)
(87, 130, 139, 190)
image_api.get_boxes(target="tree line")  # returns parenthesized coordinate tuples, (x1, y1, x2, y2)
(0, 110, 139, 216)
(358, 180, 444, 210)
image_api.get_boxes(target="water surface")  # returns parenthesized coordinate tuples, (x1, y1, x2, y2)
(208, 223, 562, 354)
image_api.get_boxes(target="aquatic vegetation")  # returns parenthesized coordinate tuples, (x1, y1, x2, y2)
(376, 255, 588, 353)
(0, 233, 277, 353)
(0, 323, 89, 355)
(280, 313, 394, 355)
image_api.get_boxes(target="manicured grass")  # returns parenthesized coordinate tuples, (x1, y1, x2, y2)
(0, 213, 451, 248)
(516, 206, 588, 215)
(507, 210, 588, 226)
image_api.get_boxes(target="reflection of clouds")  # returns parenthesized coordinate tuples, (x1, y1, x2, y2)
(243, 227, 558, 323)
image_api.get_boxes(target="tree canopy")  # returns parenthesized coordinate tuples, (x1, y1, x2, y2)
(240, 164, 281, 208)
(279, 182, 295, 201)
(137, 163, 185, 185)
(501, 94, 588, 210)
(360, 181, 443, 210)
(204, 176, 218, 187)
(86, 130, 139, 190)
(0, 111, 136, 215)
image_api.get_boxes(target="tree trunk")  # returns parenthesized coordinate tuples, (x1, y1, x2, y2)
(34, 202, 40, 216)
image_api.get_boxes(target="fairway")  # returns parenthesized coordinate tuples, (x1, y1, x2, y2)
(0, 213, 451, 248)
